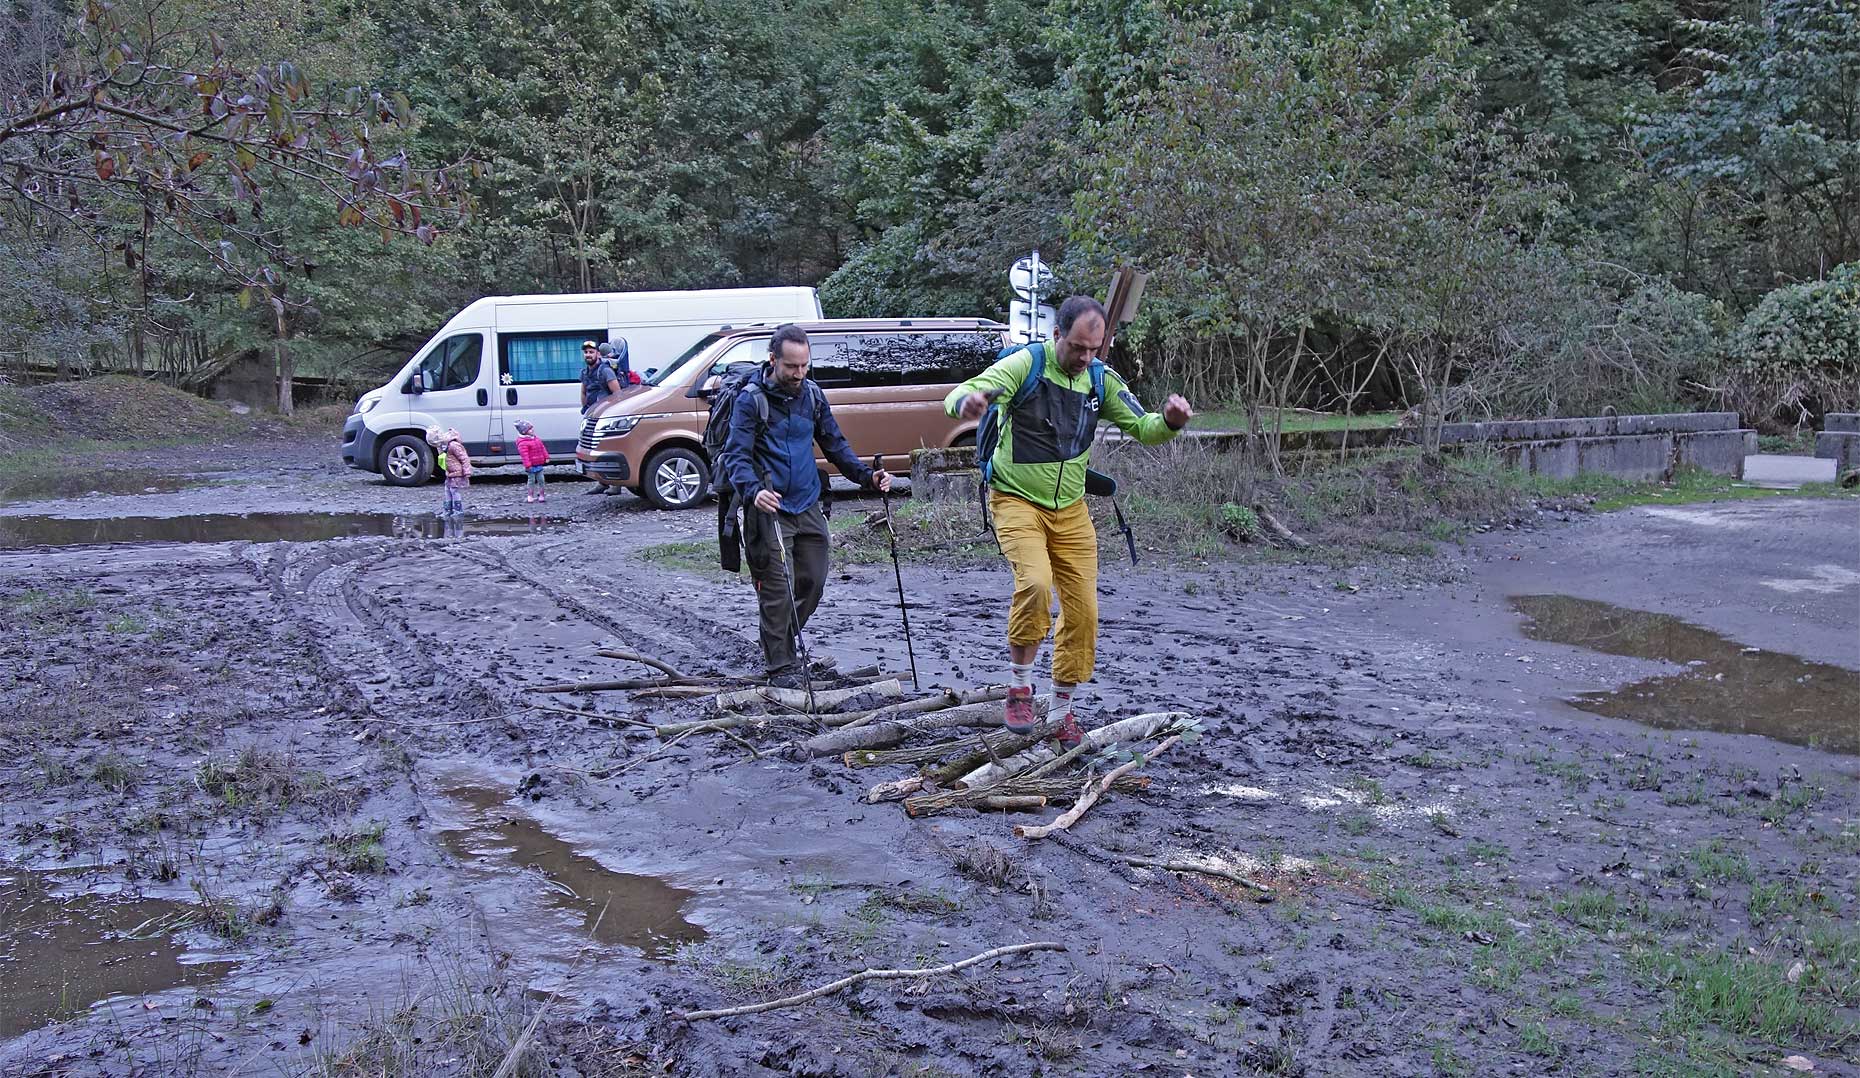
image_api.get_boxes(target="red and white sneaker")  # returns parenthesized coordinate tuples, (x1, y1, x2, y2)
(1052, 711, 1085, 749)
(1003, 687, 1038, 734)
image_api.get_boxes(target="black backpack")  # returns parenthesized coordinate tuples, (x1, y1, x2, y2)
(707, 365, 828, 571)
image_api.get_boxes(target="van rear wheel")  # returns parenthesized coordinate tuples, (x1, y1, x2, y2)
(379, 434, 434, 486)
(642, 446, 710, 510)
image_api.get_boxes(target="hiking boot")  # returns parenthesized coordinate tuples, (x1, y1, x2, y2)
(766, 668, 807, 690)
(1052, 711, 1085, 750)
(1003, 687, 1037, 734)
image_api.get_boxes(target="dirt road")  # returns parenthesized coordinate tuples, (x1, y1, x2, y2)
(2, 450, 1856, 1077)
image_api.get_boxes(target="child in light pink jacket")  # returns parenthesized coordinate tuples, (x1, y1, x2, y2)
(426, 426, 471, 515)
(515, 420, 549, 502)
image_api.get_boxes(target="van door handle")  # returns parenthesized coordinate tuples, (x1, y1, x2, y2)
(476, 389, 488, 407)
(506, 389, 518, 406)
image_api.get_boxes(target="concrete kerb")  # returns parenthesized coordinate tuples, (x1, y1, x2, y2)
(913, 413, 1758, 499)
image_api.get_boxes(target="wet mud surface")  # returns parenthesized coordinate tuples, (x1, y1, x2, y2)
(2, 453, 1857, 1076)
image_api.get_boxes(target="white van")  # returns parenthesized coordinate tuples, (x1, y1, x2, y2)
(341, 287, 822, 485)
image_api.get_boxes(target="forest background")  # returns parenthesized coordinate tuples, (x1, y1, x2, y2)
(3, 0, 1856, 432)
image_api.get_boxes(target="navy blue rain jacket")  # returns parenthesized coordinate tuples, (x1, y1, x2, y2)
(722, 366, 872, 514)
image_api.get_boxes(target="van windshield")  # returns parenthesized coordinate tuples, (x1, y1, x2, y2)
(646, 333, 727, 386)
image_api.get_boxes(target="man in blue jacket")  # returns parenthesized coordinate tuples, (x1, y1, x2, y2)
(722, 324, 893, 685)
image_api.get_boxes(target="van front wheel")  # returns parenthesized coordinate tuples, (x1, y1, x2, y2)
(642, 446, 710, 510)
(379, 434, 434, 486)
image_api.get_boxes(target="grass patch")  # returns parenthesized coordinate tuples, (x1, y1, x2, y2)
(1634, 945, 1852, 1046)
(326, 822, 389, 874)
(4, 587, 96, 620)
(195, 748, 327, 816)
(1688, 841, 1755, 884)
(1532, 465, 1858, 512)
(637, 539, 726, 576)
(1553, 888, 1623, 934)
(90, 753, 140, 792)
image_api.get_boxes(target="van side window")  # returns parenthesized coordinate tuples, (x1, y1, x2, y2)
(895, 332, 998, 386)
(420, 334, 483, 392)
(501, 331, 604, 384)
(707, 339, 765, 376)
(805, 334, 852, 388)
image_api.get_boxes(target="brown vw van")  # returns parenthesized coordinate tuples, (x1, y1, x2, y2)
(575, 318, 1009, 509)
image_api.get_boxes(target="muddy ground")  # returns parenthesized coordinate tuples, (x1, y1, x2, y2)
(2, 437, 1858, 1078)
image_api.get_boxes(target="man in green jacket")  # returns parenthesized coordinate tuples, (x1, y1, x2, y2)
(947, 296, 1192, 745)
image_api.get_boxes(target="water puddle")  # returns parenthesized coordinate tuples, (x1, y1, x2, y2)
(0, 512, 564, 549)
(439, 787, 706, 958)
(1511, 595, 1860, 755)
(0, 876, 235, 1038)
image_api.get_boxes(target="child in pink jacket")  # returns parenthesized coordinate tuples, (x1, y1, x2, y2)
(515, 420, 549, 503)
(426, 426, 471, 515)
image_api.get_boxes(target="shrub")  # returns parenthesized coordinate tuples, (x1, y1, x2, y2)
(1720, 263, 1860, 429)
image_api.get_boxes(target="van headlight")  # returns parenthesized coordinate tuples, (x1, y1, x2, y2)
(595, 413, 653, 437)
(353, 395, 381, 415)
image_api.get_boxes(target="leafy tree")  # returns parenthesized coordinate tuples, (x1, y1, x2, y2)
(1638, 0, 1860, 296)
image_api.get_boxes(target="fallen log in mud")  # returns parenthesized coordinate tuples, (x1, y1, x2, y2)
(710, 678, 902, 714)
(903, 773, 1150, 818)
(1015, 735, 1181, 840)
(672, 942, 1067, 1022)
(797, 699, 1031, 759)
(957, 711, 1184, 790)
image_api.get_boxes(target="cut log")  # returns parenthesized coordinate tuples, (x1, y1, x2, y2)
(630, 685, 720, 700)
(958, 711, 1185, 790)
(1021, 740, 1087, 780)
(924, 719, 1062, 787)
(711, 678, 902, 714)
(865, 775, 925, 804)
(835, 686, 1007, 732)
(975, 795, 1048, 812)
(1253, 505, 1310, 550)
(903, 774, 1150, 818)
(798, 699, 1036, 759)
(1114, 853, 1272, 894)
(845, 721, 1032, 770)
(1015, 735, 1181, 840)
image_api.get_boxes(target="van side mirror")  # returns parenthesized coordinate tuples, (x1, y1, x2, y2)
(410, 370, 426, 395)
(685, 384, 714, 399)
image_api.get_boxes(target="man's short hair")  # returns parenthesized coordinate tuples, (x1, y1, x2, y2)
(1056, 296, 1107, 335)
(768, 324, 810, 359)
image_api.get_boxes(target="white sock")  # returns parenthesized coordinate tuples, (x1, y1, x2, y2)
(1054, 682, 1080, 716)
(1009, 661, 1034, 691)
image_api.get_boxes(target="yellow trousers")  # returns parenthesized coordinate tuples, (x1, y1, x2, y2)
(991, 491, 1098, 685)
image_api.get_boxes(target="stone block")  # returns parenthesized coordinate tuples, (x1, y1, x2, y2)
(1742, 454, 1838, 488)
(1675, 430, 1758, 476)
(1824, 413, 1860, 434)
(1814, 431, 1860, 472)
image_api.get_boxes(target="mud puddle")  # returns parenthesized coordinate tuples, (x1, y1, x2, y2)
(439, 786, 707, 959)
(1513, 594, 1860, 754)
(0, 875, 235, 1038)
(0, 512, 565, 548)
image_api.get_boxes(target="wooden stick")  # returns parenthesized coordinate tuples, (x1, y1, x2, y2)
(959, 711, 1184, 790)
(866, 775, 925, 804)
(845, 722, 1030, 769)
(837, 686, 1007, 732)
(976, 795, 1047, 812)
(903, 774, 1150, 818)
(797, 700, 1020, 758)
(1015, 735, 1180, 840)
(720, 728, 763, 761)
(526, 702, 658, 730)
(1113, 853, 1273, 894)
(925, 719, 1061, 786)
(1021, 740, 1088, 780)
(671, 941, 1067, 1022)
(595, 649, 690, 680)
(534, 679, 649, 694)
(711, 678, 902, 714)
(630, 685, 721, 700)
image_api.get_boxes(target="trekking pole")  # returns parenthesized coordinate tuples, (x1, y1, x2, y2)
(872, 455, 920, 689)
(767, 509, 824, 731)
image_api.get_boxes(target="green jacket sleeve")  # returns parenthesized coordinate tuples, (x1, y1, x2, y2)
(945, 349, 1036, 417)
(1101, 369, 1180, 446)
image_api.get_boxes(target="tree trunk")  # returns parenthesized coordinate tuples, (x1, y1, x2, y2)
(274, 299, 293, 416)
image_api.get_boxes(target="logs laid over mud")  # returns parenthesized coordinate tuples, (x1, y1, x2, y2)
(587, 645, 1196, 853)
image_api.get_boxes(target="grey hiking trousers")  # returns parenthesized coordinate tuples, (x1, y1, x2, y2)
(744, 502, 830, 674)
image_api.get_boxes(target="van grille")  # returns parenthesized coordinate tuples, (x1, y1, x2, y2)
(578, 416, 599, 452)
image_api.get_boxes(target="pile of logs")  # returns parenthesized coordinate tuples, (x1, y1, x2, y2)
(532, 650, 1197, 841)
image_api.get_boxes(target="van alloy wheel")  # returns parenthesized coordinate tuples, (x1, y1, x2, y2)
(655, 456, 702, 504)
(384, 443, 424, 481)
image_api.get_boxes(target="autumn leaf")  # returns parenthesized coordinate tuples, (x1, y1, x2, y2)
(95, 151, 115, 180)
